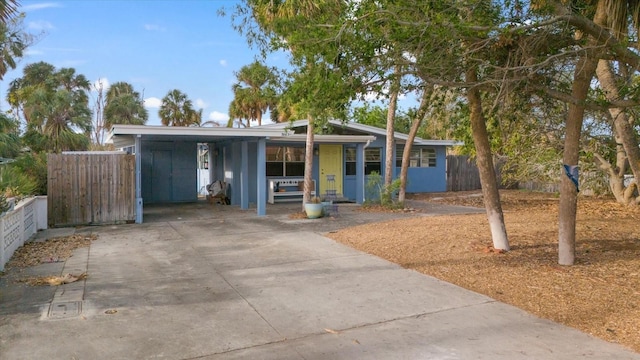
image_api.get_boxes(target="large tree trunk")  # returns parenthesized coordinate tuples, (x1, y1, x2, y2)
(384, 67, 401, 186)
(398, 88, 431, 203)
(559, 55, 597, 265)
(466, 68, 509, 251)
(303, 115, 315, 210)
(558, 2, 604, 265)
(595, 60, 640, 205)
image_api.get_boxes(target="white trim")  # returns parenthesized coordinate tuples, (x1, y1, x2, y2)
(256, 119, 461, 146)
(108, 124, 283, 139)
(269, 134, 376, 143)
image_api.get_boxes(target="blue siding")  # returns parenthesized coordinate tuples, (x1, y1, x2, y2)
(141, 140, 197, 203)
(394, 146, 448, 193)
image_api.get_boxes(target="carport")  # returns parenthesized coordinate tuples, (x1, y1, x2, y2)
(107, 125, 373, 223)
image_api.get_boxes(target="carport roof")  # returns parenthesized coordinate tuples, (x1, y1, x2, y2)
(107, 124, 376, 148)
(107, 124, 286, 148)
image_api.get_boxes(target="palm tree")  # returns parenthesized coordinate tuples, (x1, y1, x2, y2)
(228, 86, 251, 127)
(229, 61, 277, 127)
(0, 112, 20, 158)
(104, 81, 148, 129)
(0, 14, 30, 80)
(159, 89, 198, 127)
(8, 62, 92, 153)
(0, 0, 19, 24)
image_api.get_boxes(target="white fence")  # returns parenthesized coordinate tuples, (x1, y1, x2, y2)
(1, 196, 48, 271)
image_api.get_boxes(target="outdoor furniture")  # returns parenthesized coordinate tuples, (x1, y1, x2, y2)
(268, 178, 316, 204)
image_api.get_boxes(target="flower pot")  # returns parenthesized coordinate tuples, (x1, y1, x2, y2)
(304, 203, 323, 219)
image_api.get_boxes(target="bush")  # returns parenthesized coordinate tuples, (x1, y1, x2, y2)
(364, 171, 403, 209)
(0, 152, 47, 197)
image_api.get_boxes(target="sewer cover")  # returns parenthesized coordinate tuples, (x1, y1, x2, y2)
(47, 301, 82, 319)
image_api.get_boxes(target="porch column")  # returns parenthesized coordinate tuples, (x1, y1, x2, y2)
(207, 143, 215, 183)
(135, 135, 143, 223)
(240, 141, 249, 209)
(257, 138, 267, 216)
(356, 143, 365, 204)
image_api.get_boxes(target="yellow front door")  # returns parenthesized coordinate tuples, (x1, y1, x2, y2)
(319, 144, 343, 197)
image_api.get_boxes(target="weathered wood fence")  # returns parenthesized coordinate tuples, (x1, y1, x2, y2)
(446, 155, 505, 192)
(47, 152, 135, 227)
(447, 155, 482, 191)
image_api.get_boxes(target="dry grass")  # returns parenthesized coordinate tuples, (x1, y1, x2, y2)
(326, 190, 640, 353)
(4, 234, 96, 269)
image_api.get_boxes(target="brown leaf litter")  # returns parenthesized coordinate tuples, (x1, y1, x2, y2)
(327, 190, 640, 353)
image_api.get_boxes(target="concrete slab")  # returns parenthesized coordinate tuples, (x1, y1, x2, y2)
(31, 227, 76, 242)
(205, 302, 640, 360)
(1, 202, 639, 360)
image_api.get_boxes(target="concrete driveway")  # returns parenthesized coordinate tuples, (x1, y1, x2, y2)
(1, 201, 638, 359)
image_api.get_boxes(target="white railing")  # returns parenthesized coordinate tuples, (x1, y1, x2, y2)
(1, 196, 47, 271)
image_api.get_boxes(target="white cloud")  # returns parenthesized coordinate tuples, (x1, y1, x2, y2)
(144, 24, 165, 31)
(144, 97, 162, 108)
(21, 2, 61, 11)
(24, 49, 44, 56)
(209, 111, 228, 122)
(93, 77, 110, 92)
(219, 60, 227, 67)
(28, 20, 54, 30)
(195, 98, 208, 109)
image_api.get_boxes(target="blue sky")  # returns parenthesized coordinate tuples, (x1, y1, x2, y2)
(1, 0, 290, 126)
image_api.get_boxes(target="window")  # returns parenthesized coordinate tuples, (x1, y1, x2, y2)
(266, 146, 305, 176)
(345, 148, 356, 175)
(396, 147, 436, 167)
(344, 148, 382, 175)
(365, 148, 381, 175)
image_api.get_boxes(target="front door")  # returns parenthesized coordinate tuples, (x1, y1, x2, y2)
(319, 144, 343, 197)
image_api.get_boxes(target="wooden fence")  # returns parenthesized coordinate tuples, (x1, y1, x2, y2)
(47, 152, 135, 227)
(447, 155, 482, 191)
(446, 155, 505, 192)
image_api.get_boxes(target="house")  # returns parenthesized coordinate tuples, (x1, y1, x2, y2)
(107, 120, 458, 222)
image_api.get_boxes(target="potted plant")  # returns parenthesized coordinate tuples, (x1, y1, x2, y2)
(304, 196, 323, 219)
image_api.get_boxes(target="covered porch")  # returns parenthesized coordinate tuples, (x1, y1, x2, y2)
(107, 125, 374, 223)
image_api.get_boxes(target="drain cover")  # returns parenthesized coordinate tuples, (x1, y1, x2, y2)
(48, 301, 82, 319)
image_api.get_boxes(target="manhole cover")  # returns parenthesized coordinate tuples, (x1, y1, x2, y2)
(47, 301, 82, 319)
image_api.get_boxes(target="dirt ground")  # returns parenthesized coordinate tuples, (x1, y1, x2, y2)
(327, 190, 640, 353)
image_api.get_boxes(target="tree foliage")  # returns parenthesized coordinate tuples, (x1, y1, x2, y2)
(104, 81, 148, 129)
(228, 61, 278, 127)
(159, 89, 199, 127)
(8, 62, 92, 153)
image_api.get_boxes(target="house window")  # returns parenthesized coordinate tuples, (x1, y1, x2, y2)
(365, 148, 381, 175)
(266, 146, 305, 176)
(344, 148, 382, 175)
(396, 147, 436, 167)
(345, 148, 356, 175)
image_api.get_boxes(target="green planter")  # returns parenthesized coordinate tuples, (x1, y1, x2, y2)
(304, 203, 323, 219)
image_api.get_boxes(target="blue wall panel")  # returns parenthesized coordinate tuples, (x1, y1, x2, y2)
(140, 140, 197, 203)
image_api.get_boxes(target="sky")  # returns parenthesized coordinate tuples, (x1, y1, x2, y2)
(0, 0, 290, 126)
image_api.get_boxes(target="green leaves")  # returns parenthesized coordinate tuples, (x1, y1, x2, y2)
(159, 89, 199, 127)
(8, 62, 93, 153)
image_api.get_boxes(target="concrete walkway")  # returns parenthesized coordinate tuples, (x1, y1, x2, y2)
(1, 203, 638, 359)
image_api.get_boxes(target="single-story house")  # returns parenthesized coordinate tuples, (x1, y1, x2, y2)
(107, 119, 458, 222)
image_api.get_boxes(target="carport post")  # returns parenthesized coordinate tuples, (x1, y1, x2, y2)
(135, 135, 143, 223)
(356, 143, 365, 204)
(257, 138, 266, 216)
(240, 141, 249, 209)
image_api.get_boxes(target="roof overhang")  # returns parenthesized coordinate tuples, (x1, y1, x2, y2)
(107, 125, 286, 148)
(269, 134, 376, 143)
(258, 119, 461, 147)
